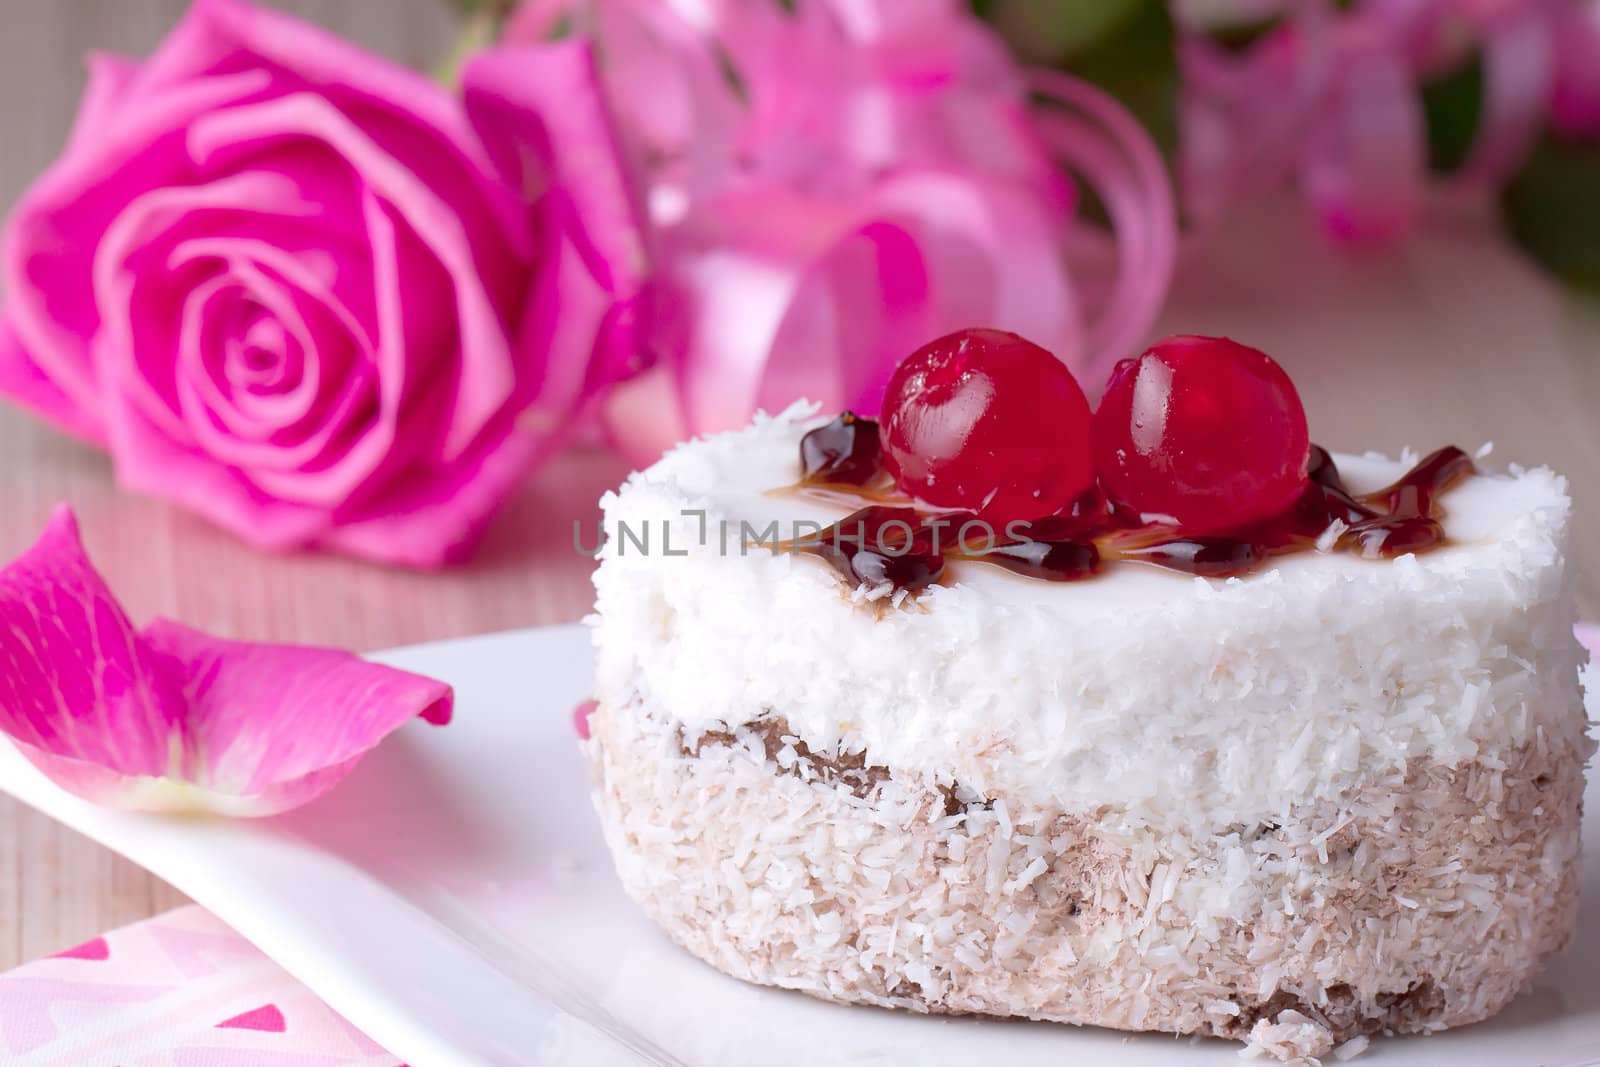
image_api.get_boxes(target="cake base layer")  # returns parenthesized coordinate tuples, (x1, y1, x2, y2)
(586, 700, 1586, 1064)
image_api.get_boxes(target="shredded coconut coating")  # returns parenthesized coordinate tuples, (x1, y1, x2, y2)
(587, 701, 1589, 1063)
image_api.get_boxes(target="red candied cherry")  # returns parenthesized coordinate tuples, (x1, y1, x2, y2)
(879, 328, 1094, 524)
(1093, 335, 1310, 533)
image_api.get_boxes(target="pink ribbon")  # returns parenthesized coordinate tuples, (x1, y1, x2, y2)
(1029, 69, 1179, 388)
(559, 0, 1178, 464)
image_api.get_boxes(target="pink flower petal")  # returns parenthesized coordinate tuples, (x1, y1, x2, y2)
(1553, 1, 1600, 137)
(463, 40, 651, 415)
(140, 618, 452, 814)
(104, 396, 335, 554)
(0, 320, 103, 444)
(1302, 37, 1425, 244)
(0, 506, 451, 816)
(157, 0, 528, 245)
(67, 53, 142, 154)
(2, 61, 273, 440)
(0, 509, 186, 781)
(465, 42, 649, 304)
(309, 411, 546, 568)
(184, 91, 520, 464)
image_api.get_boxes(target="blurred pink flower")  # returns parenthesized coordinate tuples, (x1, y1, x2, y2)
(1552, 0, 1600, 137)
(0, 506, 452, 816)
(0, 0, 646, 566)
(1179, 0, 1557, 244)
(508, 0, 1173, 464)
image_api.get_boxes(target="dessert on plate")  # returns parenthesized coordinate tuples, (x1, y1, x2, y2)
(583, 330, 1593, 1062)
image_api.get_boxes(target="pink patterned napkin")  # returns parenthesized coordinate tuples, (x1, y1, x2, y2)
(0, 906, 400, 1066)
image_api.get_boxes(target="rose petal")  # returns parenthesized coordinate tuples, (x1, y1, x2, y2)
(99, 189, 518, 567)
(160, 242, 376, 472)
(0, 506, 451, 816)
(175, 268, 323, 445)
(312, 413, 547, 568)
(67, 53, 142, 154)
(464, 42, 649, 303)
(501, 1, 743, 204)
(177, 0, 529, 248)
(0, 508, 186, 781)
(83, 95, 514, 537)
(0, 320, 103, 444)
(463, 41, 651, 420)
(185, 92, 518, 462)
(514, 196, 632, 438)
(141, 618, 451, 810)
(104, 395, 335, 554)
(89, 169, 326, 445)
(0, 63, 275, 440)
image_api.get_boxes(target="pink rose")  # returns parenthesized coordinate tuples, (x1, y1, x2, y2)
(0, 0, 646, 566)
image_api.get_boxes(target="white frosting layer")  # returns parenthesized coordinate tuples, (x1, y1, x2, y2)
(589, 405, 1592, 828)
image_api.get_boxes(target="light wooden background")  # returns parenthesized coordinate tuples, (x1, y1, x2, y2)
(1, 1, 1597, 973)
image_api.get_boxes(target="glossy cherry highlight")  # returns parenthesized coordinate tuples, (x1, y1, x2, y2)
(879, 328, 1094, 524)
(1093, 335, 1310, 534)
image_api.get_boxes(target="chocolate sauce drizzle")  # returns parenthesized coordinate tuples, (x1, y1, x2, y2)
(785, 413, 1474, 594)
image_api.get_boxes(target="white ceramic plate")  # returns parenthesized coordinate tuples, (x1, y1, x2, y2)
(1, 625, 1597, 1067)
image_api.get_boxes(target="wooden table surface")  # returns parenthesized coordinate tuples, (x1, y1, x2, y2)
(1, 1, 1597, 973)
